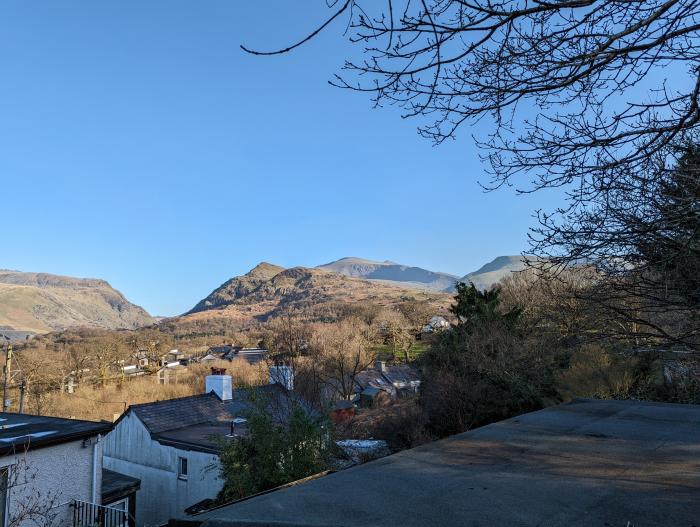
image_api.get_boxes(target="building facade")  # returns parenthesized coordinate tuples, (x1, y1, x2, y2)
(0, 413, 113, 527)
(103, 409, 221, 526)
(103, 372, 298, 526)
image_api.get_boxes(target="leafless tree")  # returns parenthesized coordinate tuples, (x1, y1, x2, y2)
(245, 1, 700, 347)
(263, 311, 313, 361)
(13, 351, 64, 416)
(532, 141, 700, 348)
(90, 342, 121, 387)
(375, 309, 415, 362)
(245, 1, 700, 187)
(5, 452, 63, 527)
(310, 318, 377, 400)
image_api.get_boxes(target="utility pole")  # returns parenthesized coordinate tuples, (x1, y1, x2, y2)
(2, 340, 12, 412)
(18, 380, 26, 414)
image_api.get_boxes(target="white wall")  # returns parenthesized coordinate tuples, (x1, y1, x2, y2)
(103, 413, 222, 527)
(0, 437, 102, 527)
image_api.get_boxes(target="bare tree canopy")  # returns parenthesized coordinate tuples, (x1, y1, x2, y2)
(245, 1, 700, 348)
(543, 141, 700, 347)
(244, 1, 700, 192)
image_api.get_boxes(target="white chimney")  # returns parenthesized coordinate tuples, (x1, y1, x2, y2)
(375, 360, 387, 373)
(269, 365, 294, 391)
(206, 374, 233, 401)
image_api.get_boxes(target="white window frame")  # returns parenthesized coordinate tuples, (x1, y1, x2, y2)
(177, 456, 188, 481)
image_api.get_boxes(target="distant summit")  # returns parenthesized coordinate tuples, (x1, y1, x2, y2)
(245, 262, 286, 280)
(317, 257, 458, 292)
(184, 255, 531, 327)
(187, 262, 286, 314)
(0, 270, 154, 336)
(184, 262, 451, 323)
(459, 256, 530, 291)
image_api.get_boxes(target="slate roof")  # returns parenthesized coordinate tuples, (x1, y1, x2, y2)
(381, 364, 421, 387)
(208, 345, 238, 355)
(223, 348, 267, 364)
(353, 364, 421, 394)
(0, 412, 112, 456)
(353, 370, 393, 393)
(129, 393, 227, 435)
(125, 384, 306, 453)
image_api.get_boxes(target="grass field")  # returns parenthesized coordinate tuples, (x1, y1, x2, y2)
(373, 342, 429, 362)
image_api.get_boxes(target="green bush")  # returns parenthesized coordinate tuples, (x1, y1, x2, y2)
(218, 401, 333, 502)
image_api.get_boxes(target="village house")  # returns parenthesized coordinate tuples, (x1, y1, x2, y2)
(103, 369, 306, 526)
(353, 361, 421, 408)
(164, 349, 187, 363)
(203, 345, 268, 365)
(198, 354, 220, 363)
(206, 344, 238, 356)
(0, 412, 139, 527)
(120, 364, 147, 379)
(155, 361, 188, 384)
(225, 348, 267, 364)
(421, 315, 450, 334)
(323, 361, 421, 409)
(134, 351, 151, 369)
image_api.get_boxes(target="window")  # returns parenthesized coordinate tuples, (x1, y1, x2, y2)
(177, 456, 188, 480)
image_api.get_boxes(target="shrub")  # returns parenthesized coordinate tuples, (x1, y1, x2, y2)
(218, 399, 332, 502)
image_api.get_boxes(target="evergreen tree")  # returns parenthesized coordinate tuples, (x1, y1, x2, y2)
(450, 282, 522, 330)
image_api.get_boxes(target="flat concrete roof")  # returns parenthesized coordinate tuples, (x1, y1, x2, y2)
(197, 399, 700, 527)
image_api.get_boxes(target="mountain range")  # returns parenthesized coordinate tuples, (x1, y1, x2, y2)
(181, 255, 527, 325)
(317, 255, 528, 293)
(0, 270, 154, 338)
(317, 257, 458, 292)
(0, 256, 528, 337)
(182, 262, 451, 328)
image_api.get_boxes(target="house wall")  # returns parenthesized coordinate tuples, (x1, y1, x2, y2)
(103, 413, 222, 527)
(0, 437, 102, 527)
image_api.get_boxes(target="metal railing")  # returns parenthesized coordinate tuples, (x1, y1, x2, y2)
(70, 500, 130, 527)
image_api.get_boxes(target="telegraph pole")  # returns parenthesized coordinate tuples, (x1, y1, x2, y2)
(2, 338, 12, 412)
(18, 380, 26, 414)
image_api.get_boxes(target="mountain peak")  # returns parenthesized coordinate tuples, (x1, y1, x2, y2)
(245, 262, 285, 279)
(460, 255, 529, 291)
(322, 256, 385, 266)
(184, 260, 453, 323)
(318, 257, 457, 291)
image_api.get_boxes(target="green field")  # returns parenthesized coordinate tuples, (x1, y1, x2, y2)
(372, 341, 429, 362)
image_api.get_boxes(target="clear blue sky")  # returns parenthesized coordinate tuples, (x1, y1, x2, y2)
(0, 1, 560, 316)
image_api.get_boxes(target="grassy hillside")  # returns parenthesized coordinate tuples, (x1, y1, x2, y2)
(0, 270, 154, 335)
